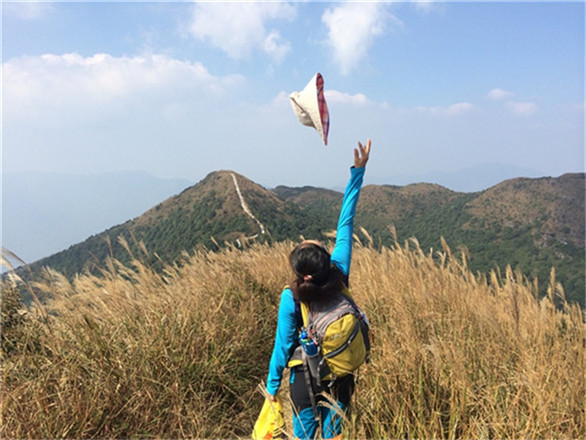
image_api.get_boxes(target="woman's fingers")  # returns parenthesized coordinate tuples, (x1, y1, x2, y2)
(355, 139, 371, 167)
(364, 138, 371, 157)
(360, 139, 371, 158)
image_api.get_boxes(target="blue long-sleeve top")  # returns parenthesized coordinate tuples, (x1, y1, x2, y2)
(266, 166, 365, 396)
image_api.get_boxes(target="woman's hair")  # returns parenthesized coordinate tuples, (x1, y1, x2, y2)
(289, 241, 346, 304)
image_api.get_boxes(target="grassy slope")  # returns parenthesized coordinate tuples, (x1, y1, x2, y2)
(2, 241, 583, 439)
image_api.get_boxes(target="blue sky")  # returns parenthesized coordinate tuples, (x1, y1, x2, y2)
(3, 1, 584, 189)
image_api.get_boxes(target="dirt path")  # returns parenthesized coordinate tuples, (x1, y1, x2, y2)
(230, 173, 266, 238)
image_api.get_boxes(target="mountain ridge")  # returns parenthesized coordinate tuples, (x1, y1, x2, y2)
(16, 170, 585, 306)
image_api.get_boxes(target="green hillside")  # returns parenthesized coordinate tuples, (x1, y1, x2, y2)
(22, 171, 584, 307)
(276, 174, 585, 306)
(25, 171, 334, 277)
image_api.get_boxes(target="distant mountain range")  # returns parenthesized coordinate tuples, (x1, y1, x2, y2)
(368, 162, 546, 193)
(18, 170, 585, 307)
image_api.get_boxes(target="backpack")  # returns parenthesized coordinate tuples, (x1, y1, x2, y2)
(294, 288, 371, 385)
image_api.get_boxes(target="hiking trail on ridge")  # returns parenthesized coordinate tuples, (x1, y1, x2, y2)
(230, 172, 266, 238)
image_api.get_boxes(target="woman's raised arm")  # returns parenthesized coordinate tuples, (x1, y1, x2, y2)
(330, 139, 372, 276)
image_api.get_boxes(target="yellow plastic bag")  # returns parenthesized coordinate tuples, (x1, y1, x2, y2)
(251, 397, 285, 440)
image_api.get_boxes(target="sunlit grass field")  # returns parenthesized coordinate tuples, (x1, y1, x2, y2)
(2, 236, 584, 439)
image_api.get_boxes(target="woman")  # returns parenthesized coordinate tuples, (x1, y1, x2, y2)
(266, 139, 371, 439)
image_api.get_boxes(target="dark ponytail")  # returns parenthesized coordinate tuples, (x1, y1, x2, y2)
(289, 242, 346, 304)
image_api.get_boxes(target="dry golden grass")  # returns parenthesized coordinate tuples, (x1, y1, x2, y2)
(347, 237, 584, 439)
(1, 237, 584, 439)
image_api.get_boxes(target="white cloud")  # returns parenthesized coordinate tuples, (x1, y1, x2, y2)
(269, 89, 381, 114)
(487, 89, 538, 116)
(3, 52, 251, 179)
(411, 0, 445, 14)
(571, 102, 585, 113)
(446, 102, 476, 115)
(4, 53, 244, 115)
(487, 88, 514, 100)
(416, 102, 477, 116)
(263, 30, 291, 64)
(506, 101, 538, 116)
(326, 90, 373, 106)
(188, 2, 295, 63)
(322, 3, 402, 75)
(3, 2, 54, 20)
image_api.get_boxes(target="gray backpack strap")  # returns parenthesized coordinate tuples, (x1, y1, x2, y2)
(302, 350, 320, 422)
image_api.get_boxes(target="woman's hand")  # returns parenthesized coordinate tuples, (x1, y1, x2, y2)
(354, 139, 371, 168)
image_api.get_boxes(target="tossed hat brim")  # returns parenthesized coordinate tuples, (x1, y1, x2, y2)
(289, 73, 330, 145)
